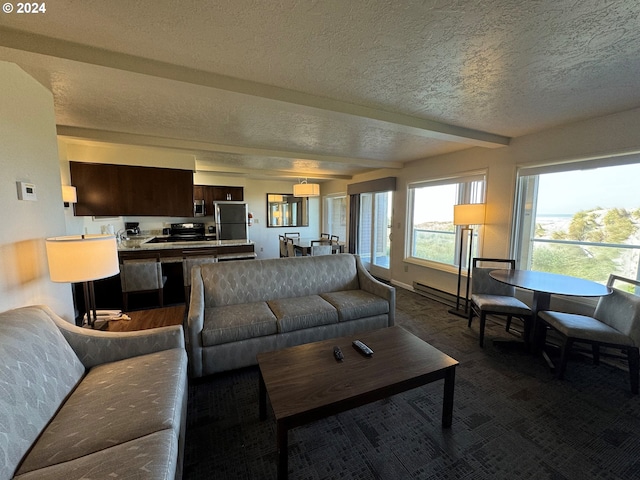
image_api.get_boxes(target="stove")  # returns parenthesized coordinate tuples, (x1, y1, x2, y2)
(146, 223, 217, 243)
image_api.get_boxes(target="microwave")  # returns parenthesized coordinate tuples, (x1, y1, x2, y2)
(193, 200, 205, 217)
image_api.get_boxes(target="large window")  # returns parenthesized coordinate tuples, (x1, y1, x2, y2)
(322, 194, 347, 241)
(513, 158, 640, 284)
(408, 172, 485, 267)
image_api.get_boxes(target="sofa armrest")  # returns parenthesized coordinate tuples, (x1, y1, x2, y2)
(45, 306, 185, 369)
(187, 265, 206, 377)
(355, 255, 396, 326)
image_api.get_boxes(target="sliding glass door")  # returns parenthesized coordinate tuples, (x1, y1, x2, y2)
(358, 191, 392, 280)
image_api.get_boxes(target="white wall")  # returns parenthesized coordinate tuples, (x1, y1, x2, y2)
(325, 107, 640, 299)
(194, 173, 321, 259)
(0, 62, 74, 320)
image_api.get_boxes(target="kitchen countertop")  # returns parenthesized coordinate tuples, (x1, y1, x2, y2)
(117, 236, 254, 251)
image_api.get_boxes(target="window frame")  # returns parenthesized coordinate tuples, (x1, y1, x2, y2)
(405, 171, 486, 272)
(511, 154, 640, 281)
(322, 192, 347, 241)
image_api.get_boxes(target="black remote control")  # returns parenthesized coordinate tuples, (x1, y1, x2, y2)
(352, 340, 373, 356)
(333, 346, 344, 361)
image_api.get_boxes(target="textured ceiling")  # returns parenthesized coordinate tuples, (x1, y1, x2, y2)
(1, 0, 639, 180)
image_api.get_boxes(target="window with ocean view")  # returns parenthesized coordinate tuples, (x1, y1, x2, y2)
(513, 159, 640, 286)
(408, 173, 486, 268)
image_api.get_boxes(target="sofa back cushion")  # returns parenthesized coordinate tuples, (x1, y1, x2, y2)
(201, 254, 360, 307)
(0, 306, 85, 480)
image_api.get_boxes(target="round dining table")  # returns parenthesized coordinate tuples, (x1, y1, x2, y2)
(489, 269, 612, 351)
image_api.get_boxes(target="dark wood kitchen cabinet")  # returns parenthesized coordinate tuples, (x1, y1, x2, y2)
(194, 185, 244, 215)
(212, 186, 244, 202)
(71, 162, 194, 217)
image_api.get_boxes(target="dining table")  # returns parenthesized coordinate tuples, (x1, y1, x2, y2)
(291, 237, 344, 256)
(489, 269, 612, 355)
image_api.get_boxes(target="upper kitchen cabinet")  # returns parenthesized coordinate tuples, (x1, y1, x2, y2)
(194, 185, 244, 215)
(212, 186, 244, 202)
(70, 162, 194, 217)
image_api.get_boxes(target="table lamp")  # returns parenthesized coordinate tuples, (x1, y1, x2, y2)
(448, 203, 485, 317)
(46, 234, 119, 328)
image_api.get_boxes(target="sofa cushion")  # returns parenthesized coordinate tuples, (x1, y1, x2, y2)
(268, 295, 338, 333)
(200, 254, 360, 307)
(202, 302, 278, 346)
(321, 290, 390, 322)
(17, 348, 187, 475)
(0, 306, 85, 480)
(13, 430, 177, 480)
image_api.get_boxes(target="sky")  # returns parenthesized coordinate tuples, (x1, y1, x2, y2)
(536, 163, 640, 215)
(413, 162, 640, 224)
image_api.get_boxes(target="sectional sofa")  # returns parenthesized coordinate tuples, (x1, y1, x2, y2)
(186, 253, 396, 378)
(0, 305, 188, 480)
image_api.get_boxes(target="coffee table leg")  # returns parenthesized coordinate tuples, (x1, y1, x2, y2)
(277, 421, 288, 480)
(442, 366, 456, 428)
(259, 371, 266, 421)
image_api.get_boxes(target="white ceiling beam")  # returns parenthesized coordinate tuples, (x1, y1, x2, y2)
(56, 126, 400, 170)
(3, 27, 511, 148)
(195, 162, 352, 180)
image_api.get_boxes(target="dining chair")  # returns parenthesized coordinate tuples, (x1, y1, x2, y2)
(468, 258, 532, 347)
(310, 240, 332, 256)
(285, 236, 296, 257)
(182, 256, 218, 301)
(320, 233, 330, 239)
(120, 258, 166, 311)
(538, 274, 640, 393)
(330, 234, 339, 244)
(279, 235, 288, 258)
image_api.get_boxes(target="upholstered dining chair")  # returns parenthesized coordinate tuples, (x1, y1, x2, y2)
(183, 256, 218, 301)
(538, 274, 640, 393)
(330, 234, 339, 244)
(320, 233, 330, 239)
(310, 240, 332, 256)
(120, 259, 166, 310)
(284, 236, 296, 257)
(279, 235, 288, 258)
(468, 258, 532, 347)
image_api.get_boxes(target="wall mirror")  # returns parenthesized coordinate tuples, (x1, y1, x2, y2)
(267, 194, 309, 227)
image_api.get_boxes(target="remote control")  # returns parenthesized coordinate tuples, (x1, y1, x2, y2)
(352, 340, 373, 356)
(333, 346, 344, 361)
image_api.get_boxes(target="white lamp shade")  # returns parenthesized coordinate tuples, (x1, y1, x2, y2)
(293, 182, 320, 197)
(453, 203, 486, 226)
(62, 186, 77, 203)
(46, 235, 119, 283)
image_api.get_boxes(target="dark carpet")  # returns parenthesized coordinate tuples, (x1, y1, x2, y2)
(183, 288, 640, 479)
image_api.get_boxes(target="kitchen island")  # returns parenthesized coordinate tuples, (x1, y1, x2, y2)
(76, 237, 256, 320)
(117, 236, 256, 261)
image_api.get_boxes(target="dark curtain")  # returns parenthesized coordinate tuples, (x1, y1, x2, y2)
(348, 194, 360, 254)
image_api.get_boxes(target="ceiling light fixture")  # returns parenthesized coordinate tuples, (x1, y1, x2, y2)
(293, 178, 320, 197)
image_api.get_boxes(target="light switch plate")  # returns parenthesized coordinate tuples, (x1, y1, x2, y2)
(17, 181, 37, 201)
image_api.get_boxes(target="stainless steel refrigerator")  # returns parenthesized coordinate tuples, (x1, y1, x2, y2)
(214, 202, 249, 240)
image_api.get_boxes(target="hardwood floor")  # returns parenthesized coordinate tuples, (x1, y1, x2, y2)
(106, 304, 186, 332)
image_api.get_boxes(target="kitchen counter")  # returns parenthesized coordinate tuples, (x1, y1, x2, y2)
(117, 236, 254, 251)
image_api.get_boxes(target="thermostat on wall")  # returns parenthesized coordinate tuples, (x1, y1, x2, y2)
(17, 181, 37, 201)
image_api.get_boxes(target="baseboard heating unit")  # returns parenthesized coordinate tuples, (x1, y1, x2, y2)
(413, 281, 458, 308)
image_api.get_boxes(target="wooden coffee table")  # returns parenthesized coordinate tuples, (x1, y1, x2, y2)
(257, 326, 459, 479)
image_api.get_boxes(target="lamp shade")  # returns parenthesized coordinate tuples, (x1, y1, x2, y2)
(293, 182, 320, 197)
(62, 186, 77, 203)
(46, 235, 119, 283)
(453, 203, 486, 226)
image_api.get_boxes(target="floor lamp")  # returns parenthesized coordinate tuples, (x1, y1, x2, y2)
(448, 203, 486, 318)
(46, 234, 120, 328)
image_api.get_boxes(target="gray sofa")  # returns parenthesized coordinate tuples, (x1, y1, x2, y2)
(0, 305, 188, 480)
(187, 253, 395, 378)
